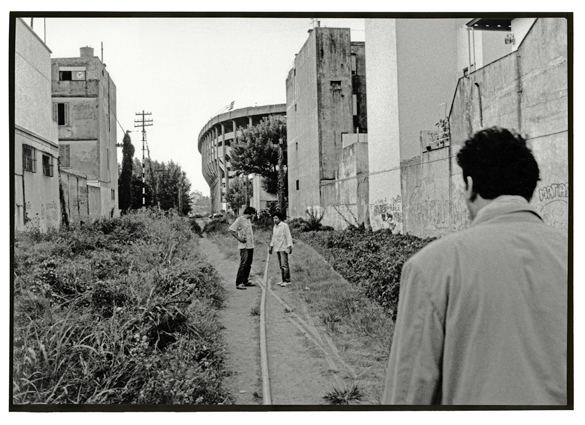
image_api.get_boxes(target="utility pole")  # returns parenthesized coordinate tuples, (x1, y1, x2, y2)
(134, 111, 153, 207)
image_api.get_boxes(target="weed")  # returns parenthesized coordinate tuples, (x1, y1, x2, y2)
(323, 383, 364, 405)
(250, 305, 261, 316)
(13, 210, 233, 405)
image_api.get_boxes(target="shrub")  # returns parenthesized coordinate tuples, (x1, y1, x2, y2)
(13, 209, 233, 405)
(297, 228, 435, 321)
(203, 219, 229, 235)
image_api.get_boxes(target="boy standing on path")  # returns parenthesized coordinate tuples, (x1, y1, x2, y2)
(269, 212, 293, 287)
(228, 206, 256, 290)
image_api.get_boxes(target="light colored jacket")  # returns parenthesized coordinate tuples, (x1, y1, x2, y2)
(382, 196, 568, 405)
(270, 221, 293, 252)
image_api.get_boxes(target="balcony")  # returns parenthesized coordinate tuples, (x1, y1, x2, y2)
(52, 80, 100, 97)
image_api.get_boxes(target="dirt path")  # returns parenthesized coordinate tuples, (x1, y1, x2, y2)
(198, 236, 340, 405)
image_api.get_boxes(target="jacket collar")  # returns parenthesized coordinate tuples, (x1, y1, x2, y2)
(472, 195, 543, 226)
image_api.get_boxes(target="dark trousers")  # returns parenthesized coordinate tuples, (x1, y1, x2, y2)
(277, 251, 290, 283)
(236, 248, 254, 286)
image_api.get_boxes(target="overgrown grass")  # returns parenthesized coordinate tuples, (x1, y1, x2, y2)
(294, 227, 435, 321)
(13, 209, 234, 405)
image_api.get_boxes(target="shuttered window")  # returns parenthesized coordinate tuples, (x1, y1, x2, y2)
(53, 102, 70, 126)
(42, 153, 54, 177)
(23, 144, 36, 172)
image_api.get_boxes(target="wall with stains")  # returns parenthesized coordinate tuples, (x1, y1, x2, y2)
(14, 18, 61, 232)
(449, 18, 568, 232)
(401, 147, 452, 238)
(399, 18, 568, 237)
(321, 134, 369, 229)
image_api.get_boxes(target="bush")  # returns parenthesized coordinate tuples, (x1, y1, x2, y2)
(203, 218, 229, 235)
(189, 217, 202, 236)
(297, 228, 435, 321)
(287, 210, 331, 233)
(13, 209, 233, 405)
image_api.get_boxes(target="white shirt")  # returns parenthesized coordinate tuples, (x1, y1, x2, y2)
(228, 216, 254, 249)
(270, 221, 293, 252)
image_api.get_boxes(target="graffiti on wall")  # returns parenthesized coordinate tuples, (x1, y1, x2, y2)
(371, 195, 402, 231)
(409, 198, 450, 231)
(538, 182, 569, 202)
(537, 182, 569, 231)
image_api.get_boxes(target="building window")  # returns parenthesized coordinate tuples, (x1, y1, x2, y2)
(352, 94, 358, 116)
(53, 102, 70, 126)
(59, 144, 71, 168)
(295, 104, 297, 112)
(330, 80, 342, 91)
(42, 153, 54, 177)
(23, 144, 36, 172)
(296, 142, 298, 151)
(111, 189, 116, 200)
(351, 54, 357, 74)
(59, 70, 72, 81)
(60, 69, 86, 81)
(296, 180, 299, 191)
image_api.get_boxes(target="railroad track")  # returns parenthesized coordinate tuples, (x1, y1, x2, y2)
(255, 244, 358, 405)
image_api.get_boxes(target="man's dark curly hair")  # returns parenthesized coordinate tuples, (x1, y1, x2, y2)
(456, 127, 540, 201)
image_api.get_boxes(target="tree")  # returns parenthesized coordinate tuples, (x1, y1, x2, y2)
(130, 157, 192, 215)
(230, 116, 287, 197)
(225, 175, 248, 214)
(118, 131, 134, 213)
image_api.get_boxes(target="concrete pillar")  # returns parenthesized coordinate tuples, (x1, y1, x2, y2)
(221, 123, 229, 203)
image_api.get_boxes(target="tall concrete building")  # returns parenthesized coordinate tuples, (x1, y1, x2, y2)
(52, 46, 119, 219)
(14, 18, 61, 232)
(365, 17, 568, 236)
(198, 104, 286, 213)
(286, 27, 368, 228)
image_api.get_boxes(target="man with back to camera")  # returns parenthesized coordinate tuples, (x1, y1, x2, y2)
(382, 127, 568, 405)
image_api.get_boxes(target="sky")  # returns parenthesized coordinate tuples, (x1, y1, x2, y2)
(18, 14, 366, 197)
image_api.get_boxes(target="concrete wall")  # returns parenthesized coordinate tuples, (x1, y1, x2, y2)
(287, 30, 321, 218)
(449, 18, 568, 232)
(365, 19, 464, 232)
(396, 19, 462, 161)
(365, 19, 402, 232)
(399, 18, 568, 237)
(14, 18, 60, 232)
(52, 48, 119, 218)
(60, 170, 90, 224)
(321, 134, 368, 230)
(401, 147, 455, 238)
(250, 175, 278, 213)
(316, 28, 354, 181)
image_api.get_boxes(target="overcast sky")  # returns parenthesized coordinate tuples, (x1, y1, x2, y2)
(21, 15, 366, 197)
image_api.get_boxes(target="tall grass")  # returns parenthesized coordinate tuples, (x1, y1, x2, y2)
(13, 209, 233, 405)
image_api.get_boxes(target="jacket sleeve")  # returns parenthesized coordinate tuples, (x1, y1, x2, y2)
(381, 259, 444, 405)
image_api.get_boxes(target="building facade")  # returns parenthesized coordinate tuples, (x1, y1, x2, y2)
(14, 18, 61, 232)
(197, 104, 285, 213)
(286, 27, 368, 229)
(52, 46, 119, 220)
(364, 17, 568, 237)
